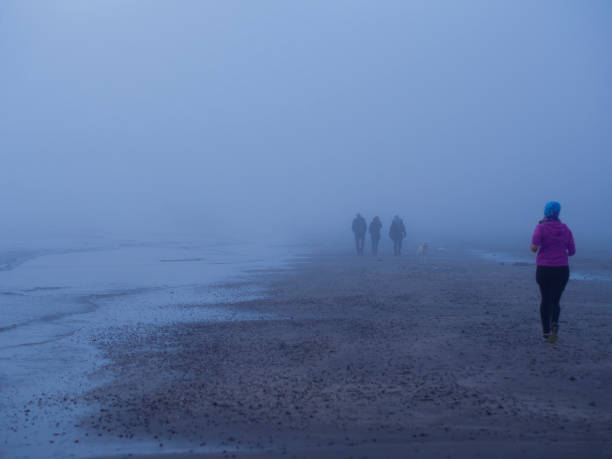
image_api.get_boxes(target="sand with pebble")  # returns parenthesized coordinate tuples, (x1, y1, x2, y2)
(75, 249, 612, 458)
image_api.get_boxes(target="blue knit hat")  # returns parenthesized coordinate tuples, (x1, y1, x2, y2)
(544, 201, 561, 220)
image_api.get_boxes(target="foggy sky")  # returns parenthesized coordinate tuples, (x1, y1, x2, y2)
(1, 1, 611, 246)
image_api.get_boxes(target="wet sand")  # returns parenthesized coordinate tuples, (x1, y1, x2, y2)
(82, 250, 612, 458)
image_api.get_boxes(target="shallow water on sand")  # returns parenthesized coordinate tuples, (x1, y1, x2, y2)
(0, 240, 306, 458)
(469, 249, 612, 282)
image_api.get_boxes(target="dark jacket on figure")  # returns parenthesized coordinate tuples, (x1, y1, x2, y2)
(369, 218, 382, 239)
(389, 218, 406, 240)
(352, 215, 367, 236)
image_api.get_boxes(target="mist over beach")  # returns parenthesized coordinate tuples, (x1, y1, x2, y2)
(2, 0, 611, 247)
(1, 1, 611, 458)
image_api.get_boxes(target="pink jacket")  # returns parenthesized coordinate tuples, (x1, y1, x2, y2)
(532, 220, 575, 266)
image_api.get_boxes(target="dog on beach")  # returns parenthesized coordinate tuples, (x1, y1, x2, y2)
(416, 243, 428, 263)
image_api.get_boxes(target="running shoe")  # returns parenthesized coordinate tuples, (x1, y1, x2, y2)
(549, 323, 559, 343)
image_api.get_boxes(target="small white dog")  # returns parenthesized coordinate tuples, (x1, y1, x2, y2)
(416, 243, 428, 263)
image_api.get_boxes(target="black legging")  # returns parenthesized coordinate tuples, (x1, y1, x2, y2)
(371, 235, 380, 255)
(354, 233, 365, 255)
(392, 238, 403, 256)
(536, 266, 569, 334)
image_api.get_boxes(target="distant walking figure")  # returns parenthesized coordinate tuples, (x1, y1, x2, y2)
(369, 216, 382, 256)
(352, 213, 367, 255)
(389, 215, 406, 256)
(531, 201, 575, 343)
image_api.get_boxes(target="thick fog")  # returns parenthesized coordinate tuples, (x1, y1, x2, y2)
(1, 1, 610, 247)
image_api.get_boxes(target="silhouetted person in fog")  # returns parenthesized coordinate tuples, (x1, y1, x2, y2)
(389, 215, 406, 256)
(369, 216, 382, 256)
(531, 201, 575, 343)
(352, 213, 367, 255)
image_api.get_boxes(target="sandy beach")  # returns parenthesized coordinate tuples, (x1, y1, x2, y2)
(65, 248, 612, 459)
(5, 1, 611, 457)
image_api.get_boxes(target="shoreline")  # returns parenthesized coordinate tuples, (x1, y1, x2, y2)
(0, 242, 304, 459)
(470, 248, 612, 282)
(77, 249, 612, 458)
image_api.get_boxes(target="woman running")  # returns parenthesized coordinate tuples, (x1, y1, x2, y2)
(530, 201, 576, 343)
